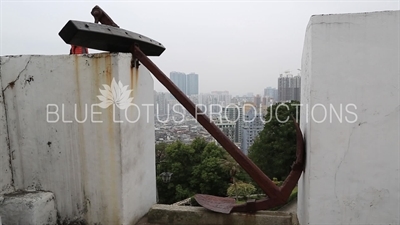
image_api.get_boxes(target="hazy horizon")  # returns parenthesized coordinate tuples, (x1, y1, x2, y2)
(1, 1, 398, 96)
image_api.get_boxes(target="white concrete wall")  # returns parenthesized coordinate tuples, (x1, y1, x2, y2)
(299, 11, 400, 224)
(0, 58, 14, 194)
(0, 53, 156, 224)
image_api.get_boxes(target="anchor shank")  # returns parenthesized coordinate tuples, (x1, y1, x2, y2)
(132, 45, 281, 199)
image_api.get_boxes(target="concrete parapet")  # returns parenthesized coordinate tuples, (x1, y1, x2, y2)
(0, 191, 57, 225)
(147, 204, 294, 225)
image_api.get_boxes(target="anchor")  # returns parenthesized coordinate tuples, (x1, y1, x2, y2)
(58, 5, 305, 214)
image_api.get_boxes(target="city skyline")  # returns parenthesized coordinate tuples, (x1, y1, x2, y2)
(170, 71, 199, 96)
(1, 2, 398, 96)
(161, 71, 287, 98)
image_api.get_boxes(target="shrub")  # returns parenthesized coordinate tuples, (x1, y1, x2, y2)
(227, 181, 256, 200)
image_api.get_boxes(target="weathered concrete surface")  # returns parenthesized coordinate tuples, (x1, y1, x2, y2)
(0, 53, 156, 224)
(0, 191, 57, 225)
(147, 204, 295, 225)
(299, 10, 400, 224)
(0, 57, 13, 194)
(279, 199, 298, 225)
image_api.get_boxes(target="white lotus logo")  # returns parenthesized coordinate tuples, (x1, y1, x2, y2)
(97, 78, 133, 109)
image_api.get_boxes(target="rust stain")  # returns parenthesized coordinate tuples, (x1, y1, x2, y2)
(102, 54, 120, 223)
(194, 194, 235, 214)
(107, 113, 120, 224)
(74, 54, 90, 222)
(91, 5, 119, 28)
(83, 53, 121, 223)
(130, 65, 139, 97)
(91, 57, 101, 107)
(8, 81, 15, 89)
(105, 54, 112, 86)
(73, 54, 82, 120)
(91, 54, 112, 223)
(128, 65, 139, 122)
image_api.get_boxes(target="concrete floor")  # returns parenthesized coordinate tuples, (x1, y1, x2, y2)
(278, 198, 297, 213)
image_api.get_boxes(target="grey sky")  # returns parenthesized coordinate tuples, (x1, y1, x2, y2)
(1, 1, 398, 96)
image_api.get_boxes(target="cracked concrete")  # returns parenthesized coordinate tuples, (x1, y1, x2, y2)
(333, 125, 355, 215)
(0, 61, 36, 191)
(0, 59, 14, 195)
(0, 53, 156, 224)
(298, 10, 400, 225)
(2, 58, 31, 92)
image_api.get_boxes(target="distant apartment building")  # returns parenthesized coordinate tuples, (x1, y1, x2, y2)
(278, 71, 301, 102)
(254, 94, 261, 108)
(264, 87, 278, 101)
(210, 91, 231, 107)
(292, 75, 301, 101)
(186, 73, 199, 96)
(262, 96, 267, 106)
(214, 118, 236, 143)
(222, 105, 244, 144)
(170, 72, 199, 96)
(241, 107, 264, 155)
(170, 71, 187, 95)
(154, 91, 169, 115)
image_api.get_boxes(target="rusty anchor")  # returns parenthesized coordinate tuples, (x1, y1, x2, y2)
(58, 5, 305, 214)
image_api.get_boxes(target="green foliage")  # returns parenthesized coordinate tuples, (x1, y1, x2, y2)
(191, 142, 231, 196)
(272, 177, 282, 186)
(288, 186, 298, 203)
(156, 101, 300, 203)
(248, 102, 300, 181)
(219, 154, 251, 183)
(156, 138, 233, 204)
(227, 181, 256, 199)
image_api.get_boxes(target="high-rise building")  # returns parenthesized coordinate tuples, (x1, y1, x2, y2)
(214, 118, 236, 143)
(278, 71, 301, 102)
(222, 105, 244, 144)
(262, 96, 267, 106)
(186, 73, 199, 96)
(292, 75, 301, 102)
(154, 92, 169, 116)
(241, 107, 264, 155)
(170, 72, 199, 96)
(254, 94, 261, 108)
(264, 87, 278, 101)
(170, 71, 187, 95)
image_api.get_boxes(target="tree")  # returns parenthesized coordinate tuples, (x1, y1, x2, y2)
(156, 141, 197, 204)
(219, 152, 253, 200)
(191, 142, 230, 196)
(155, 142, 168, 164)
(156, 138, 234, 204)
(227, 181, 256, 200)
(219, 154, 241, 200)
(248, 101, 300, 181)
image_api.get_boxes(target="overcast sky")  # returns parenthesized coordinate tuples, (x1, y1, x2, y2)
(1, 1, 398, 95)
